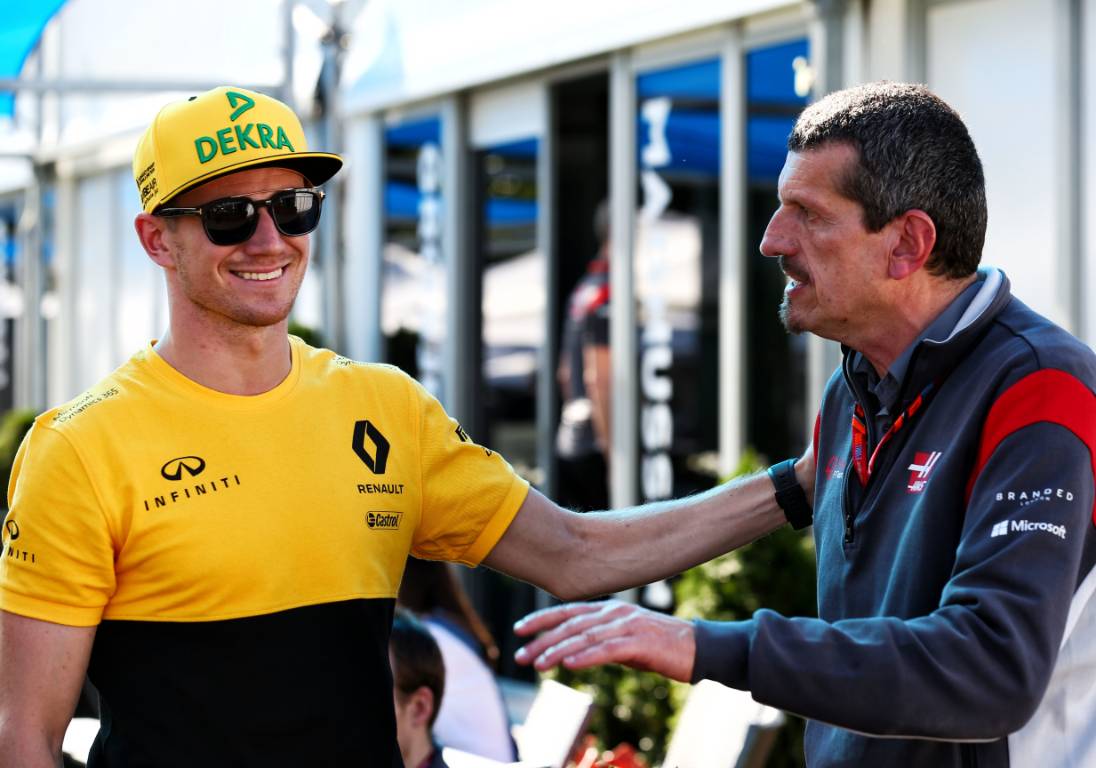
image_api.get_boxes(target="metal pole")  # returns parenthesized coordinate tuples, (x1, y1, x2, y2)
(719, 26, 747, 477)
(318, 9, 346, 352)
(281, 0, 296, 107)
(608, 52, 638, 509)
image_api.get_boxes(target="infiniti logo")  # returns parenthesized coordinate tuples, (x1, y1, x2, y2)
(2, 517, 34, 564)
(161, 456, 207, 481)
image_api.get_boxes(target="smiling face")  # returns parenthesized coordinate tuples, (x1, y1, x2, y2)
(157, 166, 311, 332)
(760, 144, 895, 346)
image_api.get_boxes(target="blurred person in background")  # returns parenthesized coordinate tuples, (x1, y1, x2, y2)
(391, 611, 450, 768)
(555, 200, 611, 512)
(515, 82, 1096, 768)
(399, 557, 515, 762)
(0, 85, 811, 768)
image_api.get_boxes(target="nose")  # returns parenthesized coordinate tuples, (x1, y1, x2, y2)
(243, 206, 287, 252)
(759, 206, 795, 260)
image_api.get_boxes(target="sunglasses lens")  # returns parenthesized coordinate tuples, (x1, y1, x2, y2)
(202, 198, 258, 246)
(270, 190, 323, 237)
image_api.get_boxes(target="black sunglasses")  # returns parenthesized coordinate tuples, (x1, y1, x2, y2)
(157, 187, 325, 246)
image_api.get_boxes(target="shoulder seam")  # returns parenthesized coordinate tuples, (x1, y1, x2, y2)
(987, 310, 1042, 369)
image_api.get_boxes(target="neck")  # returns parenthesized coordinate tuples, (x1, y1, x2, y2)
(155, 323, 293, 395)
(403, 734, 435, 768)
(859, 273, 977, 375)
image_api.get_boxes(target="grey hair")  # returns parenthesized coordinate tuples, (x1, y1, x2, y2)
(788, 82, 986, 278)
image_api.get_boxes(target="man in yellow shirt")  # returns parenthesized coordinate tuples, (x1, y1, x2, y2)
(0, 87, 810, 768)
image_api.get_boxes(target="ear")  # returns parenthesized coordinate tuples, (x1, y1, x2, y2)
(887, 209, 936, 280)
(134, 213, 177, 269)
(408, 686, 436, 729)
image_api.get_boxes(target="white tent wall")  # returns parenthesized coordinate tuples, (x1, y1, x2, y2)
(71, 173, 118, 391)
(927, 0, 1070, 330)
(1085, 0, 1096, 345)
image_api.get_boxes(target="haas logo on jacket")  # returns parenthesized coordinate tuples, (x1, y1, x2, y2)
(825, 455, 846, 480)
(907, 451, 942, 493)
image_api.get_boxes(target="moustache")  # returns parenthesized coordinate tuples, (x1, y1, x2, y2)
(778, 256, 809, 283)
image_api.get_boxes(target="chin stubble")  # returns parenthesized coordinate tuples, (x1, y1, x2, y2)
(778, 295, 803, 335)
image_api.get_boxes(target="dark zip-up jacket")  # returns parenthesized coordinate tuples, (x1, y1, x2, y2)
(692, 269, 1096, 767)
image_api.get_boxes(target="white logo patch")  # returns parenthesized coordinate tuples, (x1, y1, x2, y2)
(990, 519, 1067, 540)
(995, 487, 1074, 508)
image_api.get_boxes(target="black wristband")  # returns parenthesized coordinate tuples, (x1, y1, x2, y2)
(767, 458, 813, 530)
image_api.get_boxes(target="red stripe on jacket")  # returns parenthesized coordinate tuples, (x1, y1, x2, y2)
(965, 368, 1096, 526)
(813, 411, 821, 461)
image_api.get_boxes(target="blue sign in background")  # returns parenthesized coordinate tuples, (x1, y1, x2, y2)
(483, 138, 538, 229)
(384, 116, 442, 223)
(747, 38, 810, 183)
(630, 40, 810, 183)
(637, 58, 720, 178)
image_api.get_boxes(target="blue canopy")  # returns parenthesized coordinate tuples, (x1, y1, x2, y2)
(0, 0, 68, 116)
(385, 116, 440, 148)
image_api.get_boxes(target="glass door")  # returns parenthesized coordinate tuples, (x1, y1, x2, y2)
(475, 138, 542, 483)
(635, 58, 722, 504)
(381, 115, 447, 399)
(473, 136, 542, 677)
(745, 39, 811, 462)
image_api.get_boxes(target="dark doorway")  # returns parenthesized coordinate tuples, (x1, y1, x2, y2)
(550, 71, 610, 511)
(744, 39, 811, 463)
(469, 135, 542, 681)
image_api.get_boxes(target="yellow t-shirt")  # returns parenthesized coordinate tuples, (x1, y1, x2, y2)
(0, 337, 529, 766)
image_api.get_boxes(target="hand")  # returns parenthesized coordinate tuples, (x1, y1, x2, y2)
(513, 600, 696, 682)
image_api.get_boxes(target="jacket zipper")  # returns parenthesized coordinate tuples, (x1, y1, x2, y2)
(843, 404, 880, 545)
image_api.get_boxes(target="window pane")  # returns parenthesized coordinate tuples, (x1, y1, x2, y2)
(635, 58, 721, 502)
(478, 138, 541, 483)
(474, 137, 541, 679)
(382, 116, 446, 399)
(745, 38, 811, 462)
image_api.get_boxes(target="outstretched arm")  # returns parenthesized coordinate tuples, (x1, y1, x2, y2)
(0, 611, 96, 768)
(514, 423, 1096, 741)
(483, 447, 814, 601)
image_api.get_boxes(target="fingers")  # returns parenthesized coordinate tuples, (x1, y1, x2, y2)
(513, 601, 625, 667)
(513, 601, 607, 637)
(548, 635, 642, 672)
(517, 607, 632, 671)
(512, 601, 697, 682)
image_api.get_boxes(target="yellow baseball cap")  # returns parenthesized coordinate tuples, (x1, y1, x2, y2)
(133, 86, 343, 213)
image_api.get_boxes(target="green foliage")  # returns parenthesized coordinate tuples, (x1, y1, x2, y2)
(0, 409, 38, 510)
(551, 663, 677, 759)
(550, 448, 817, 766)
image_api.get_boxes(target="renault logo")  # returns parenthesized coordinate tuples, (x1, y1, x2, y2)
(161, 456, 207, 481)
(353, 421, 390, 474)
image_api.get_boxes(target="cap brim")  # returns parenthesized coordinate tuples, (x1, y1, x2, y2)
(155, 152, 343, 210)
